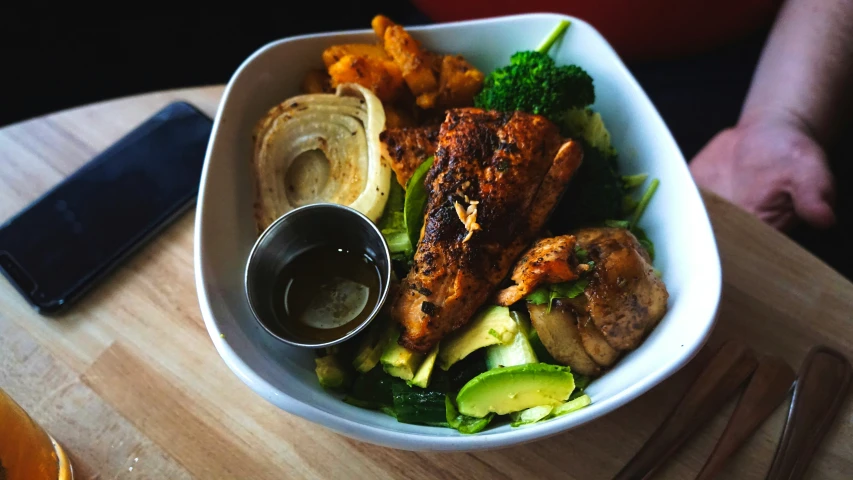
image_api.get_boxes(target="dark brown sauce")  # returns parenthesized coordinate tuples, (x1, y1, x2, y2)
(270, 245, 380, 343)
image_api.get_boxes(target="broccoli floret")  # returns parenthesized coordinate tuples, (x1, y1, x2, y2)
(548, 109, 623, 230)
(548, 140, 623, 231)
(474, 21, 595, 121)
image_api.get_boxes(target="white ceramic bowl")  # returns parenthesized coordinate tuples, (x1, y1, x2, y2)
(194, 12, 722, 451)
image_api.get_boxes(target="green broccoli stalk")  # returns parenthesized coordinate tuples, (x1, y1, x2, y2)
(536, 19, 571, 53)
(474, 20, 594, 121)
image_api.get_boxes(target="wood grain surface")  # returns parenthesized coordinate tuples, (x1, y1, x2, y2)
(1, 87, 853, 479)
(614, 340, 759, 480)
(697, 354, 796, 480)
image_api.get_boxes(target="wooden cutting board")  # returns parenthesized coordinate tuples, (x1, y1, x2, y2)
(1, 86, 852, 479)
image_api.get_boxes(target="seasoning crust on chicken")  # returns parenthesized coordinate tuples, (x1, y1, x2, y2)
(495, 235, 581, 307)
(391, 108, 584, 352)
(572, 227, 668, 351)
(512, 228, 667, 376)
(379, 125, 439, 187)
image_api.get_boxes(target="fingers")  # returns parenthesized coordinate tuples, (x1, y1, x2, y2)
(688, 129, 737, 201)
(764, 208, 798, 231)
(790, 148, 836, 229)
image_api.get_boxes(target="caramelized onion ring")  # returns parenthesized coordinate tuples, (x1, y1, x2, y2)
(251, 83, 390, 232)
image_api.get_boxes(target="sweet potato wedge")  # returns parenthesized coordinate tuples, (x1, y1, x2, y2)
(322, 44, 389, 68)
(301, 68, 333, 94)
(382, 25, 438, 97)
(437, 55, 485, 108)
(372, 14, 394, 42)
(327, 54, 404, 102)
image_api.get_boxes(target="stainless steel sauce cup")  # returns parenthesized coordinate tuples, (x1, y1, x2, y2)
(244, 203, 392, 348)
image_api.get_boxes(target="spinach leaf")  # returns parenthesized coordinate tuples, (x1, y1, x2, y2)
(404, 156, 434, 249)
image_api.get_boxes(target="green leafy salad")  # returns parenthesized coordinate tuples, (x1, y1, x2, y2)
(313, 20, 660, 434)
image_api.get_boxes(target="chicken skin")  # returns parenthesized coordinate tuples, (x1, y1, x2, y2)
(571, 227, 668, 351)
(379, 125, 439, 187)
(495, 235, 581, 306)
(391, 108, 584, 352)
(507, 227, 667, 375)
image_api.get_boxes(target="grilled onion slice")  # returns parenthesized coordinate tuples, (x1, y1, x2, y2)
(251, 83, 390, 232)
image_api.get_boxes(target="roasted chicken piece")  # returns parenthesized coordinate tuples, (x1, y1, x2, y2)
(391, 108, 584, 352)
(570, 227, 668, 351)
(379, 125, 439, 187)
(515, 227, 666, 376)
(577, 313, 620, 367)
(528, 303, 601, 376)
(495, 235, 581, 306)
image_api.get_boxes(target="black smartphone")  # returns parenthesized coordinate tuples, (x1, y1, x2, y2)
(0, 101, 213, 314)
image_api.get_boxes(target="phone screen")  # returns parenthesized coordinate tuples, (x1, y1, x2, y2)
(0, 101, 213, 312)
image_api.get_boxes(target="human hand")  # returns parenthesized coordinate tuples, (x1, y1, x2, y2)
(689, 116, 836, 231)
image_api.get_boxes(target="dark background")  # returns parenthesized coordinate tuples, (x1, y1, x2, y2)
(0, 5, 429, 127)
(0, 5, 753, 155)
(2, 6, 850, 278)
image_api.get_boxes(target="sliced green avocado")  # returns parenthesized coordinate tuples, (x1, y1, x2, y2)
(381, 329, 425, 381)
(409, 342, 439, 388)
(438, 305, 517, 371)
(445, 395, 494, 434)
(352, 319, 396, 373)
(485, 310, 538, 369)
(456, 363, 575, 417)
(314, 354, 351, 389)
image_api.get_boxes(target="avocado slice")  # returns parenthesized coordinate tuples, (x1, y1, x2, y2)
(485, 310, 539, 369)
(438, 305, 518, 371)
(314, 354, 352, 389)
(445, 396, 494, 434)
(352, 319, 396, 373)
(456, 363, 575, 417)
(381, 329, 425, 381)
(408, 342, 439, 388)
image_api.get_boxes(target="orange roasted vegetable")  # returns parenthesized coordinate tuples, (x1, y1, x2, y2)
(322, 44, 390, 68)
(327, 54, 405, 102)
(382, 25, 439, 100)
(383, 102, 417, 128)
(301, 68, 333, 94)
(372, 14, 394, 42)
(436, 55, 484, 108)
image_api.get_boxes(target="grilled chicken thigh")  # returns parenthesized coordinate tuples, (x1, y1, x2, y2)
(379, 125, 439, 187)
(509, 227, 667, 376)
(528, 303, 601, 376)
(572, 227, 668, 351)
(495, 235, 581, 307)
(391, 108, 583, 352)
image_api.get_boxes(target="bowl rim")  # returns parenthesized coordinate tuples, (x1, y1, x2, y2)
(194, 11, 722, 451)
